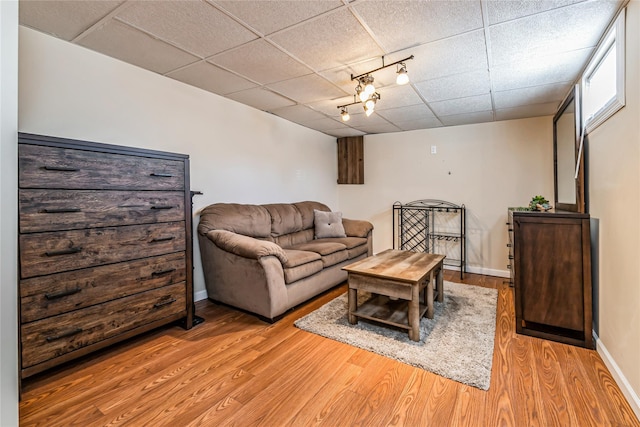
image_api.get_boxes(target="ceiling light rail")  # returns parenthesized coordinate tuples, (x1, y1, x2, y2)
(337, 54, 414, 121)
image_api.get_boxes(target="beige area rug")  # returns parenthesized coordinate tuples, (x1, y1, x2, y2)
(294, 281, 498, 390)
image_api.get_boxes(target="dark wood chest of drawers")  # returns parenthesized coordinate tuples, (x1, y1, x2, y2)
(508, 209, 592, 348)
(18, 133, 193, 378)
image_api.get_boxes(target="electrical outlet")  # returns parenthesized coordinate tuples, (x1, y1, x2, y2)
(431, 145, 437, 154)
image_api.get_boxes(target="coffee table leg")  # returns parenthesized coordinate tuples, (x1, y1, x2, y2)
(436, 264, 444, 303)
(409, 284, 420, 341)
(348, 287, 358, 324)
(426, 271, 435, 319)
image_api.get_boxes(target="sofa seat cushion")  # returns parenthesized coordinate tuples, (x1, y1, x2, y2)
(282, 249, 321, 268)
(286, 241, 349, 268)
(316, 237, 368, 259)
(282, 249, 323, 284)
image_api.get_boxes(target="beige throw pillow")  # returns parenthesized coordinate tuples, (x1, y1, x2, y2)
(314, 209, 346, 239)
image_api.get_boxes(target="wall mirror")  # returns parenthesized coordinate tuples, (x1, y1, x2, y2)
(553, 85, 585, 212)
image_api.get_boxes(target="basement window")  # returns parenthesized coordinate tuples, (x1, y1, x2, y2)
(582, 8, 625, 133)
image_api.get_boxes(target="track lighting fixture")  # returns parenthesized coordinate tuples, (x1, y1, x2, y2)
(337, 54, 414, 119)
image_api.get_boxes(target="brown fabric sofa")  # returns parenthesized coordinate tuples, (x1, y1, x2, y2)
(197, 201, 373, 321)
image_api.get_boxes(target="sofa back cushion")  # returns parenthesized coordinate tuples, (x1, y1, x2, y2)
(263, 203, 303, 236)
(198, 203, 271, 238)
(294, 201, 330, 230)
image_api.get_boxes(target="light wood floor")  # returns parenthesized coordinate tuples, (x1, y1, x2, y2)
(20, 272, 640, 426)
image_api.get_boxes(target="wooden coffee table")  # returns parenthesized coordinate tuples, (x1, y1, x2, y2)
(342, 249, 445, 342)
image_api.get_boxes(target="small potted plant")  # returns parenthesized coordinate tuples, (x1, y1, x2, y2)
(529, 195, 552, 211)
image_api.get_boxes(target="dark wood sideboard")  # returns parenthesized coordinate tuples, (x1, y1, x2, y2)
(18, 133, 193, 379)
(508, 209, 593, 348)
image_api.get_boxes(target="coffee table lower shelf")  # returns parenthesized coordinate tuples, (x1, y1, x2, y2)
(351, 295, 429, 331)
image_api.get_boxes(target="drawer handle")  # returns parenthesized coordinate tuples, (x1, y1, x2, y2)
(153, 298, 177, 309)
(45, 287, 81, 300)
(151, 268, 176, 276)
(508, 255, 514, 260)
(150, 236, 175, 243)
(507, 264, 512, 269)
(45, 247, 82, 257)
(43, 166, 79, 172)
(150, 173, 173, 178)
(150, 205, 174, 210)
(46, 328, 83, 342)
(42, 208, 81, 214)
(506, 243, 512, 247)
(508, 228, 513, 232)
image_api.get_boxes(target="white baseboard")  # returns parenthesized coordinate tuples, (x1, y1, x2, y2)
(194, 289, 208, 302)
(595, 333, 640, 420)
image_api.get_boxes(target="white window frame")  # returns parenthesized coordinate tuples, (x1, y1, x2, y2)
(581, 8, 625, 133)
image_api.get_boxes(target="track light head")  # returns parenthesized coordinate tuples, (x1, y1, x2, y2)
(396, 63, 409, 85)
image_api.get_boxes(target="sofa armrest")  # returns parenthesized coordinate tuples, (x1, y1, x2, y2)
(342, 218, 373, 238)
(206, 230, 288, 264)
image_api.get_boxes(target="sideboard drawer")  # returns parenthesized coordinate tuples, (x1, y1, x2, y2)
(19, 189, 185, 232)
(20, 252, 186, 323)
(21, 283, 186, 368)
(19, 144, 185, 191)
(20, 221, 186, 278)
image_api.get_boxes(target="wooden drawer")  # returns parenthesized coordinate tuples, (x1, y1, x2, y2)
(21, 282, 186, 368)
(19, 189, 185, 232)
(19, 144, 184, 191)
(20, 252, 186, 323)
(20, 221, 185, 278)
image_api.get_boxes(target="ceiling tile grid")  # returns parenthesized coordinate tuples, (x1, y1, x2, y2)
(19, 0, 624, 137)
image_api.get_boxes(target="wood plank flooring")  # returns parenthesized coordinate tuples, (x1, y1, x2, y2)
(20, 272, 640, 426)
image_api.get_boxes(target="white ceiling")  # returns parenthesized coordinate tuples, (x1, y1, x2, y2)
(19, 0, 622, 137)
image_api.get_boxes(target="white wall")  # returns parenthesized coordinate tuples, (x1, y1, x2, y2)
(18, 27, 338, 300)
(338, 117, 554, 276)
(0, 1, 19, 424)
(588, 1, 640, 417)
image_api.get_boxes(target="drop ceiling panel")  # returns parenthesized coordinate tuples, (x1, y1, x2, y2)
(267, 74, 348, 104)
(493, 82, 571, 109)
(489, 1, 620, 66)
(214, 0, 343, 36)
(344, 112, 393, 129)
(495, 102, 559, 121)
(19, 0, 124, 41)
(211, 40, 313, 85)
(395, 117, 444, 131)
(270, 9, 384, 71)
(226, 87, 296, 111)
(492, 48, 592, 91)
(415, 69, 491, 102)
(305, 117, 353, 132)
(352, 0, 484, 52)
(307, 97, 356, 118)
(167, 61, 257, 96)
(396, 31, 488, 82)
(353, 121, 402, 135)
(440, 111, 494, 127)
(430, 94, 493, 116)
(115, 1, 258, 58)
(270, 105, 327, 123)
(377, 104, 435, 123)
(375, 85, 426, 111)
(78, 19, 199, 74)
(485, 0, 585, 25)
